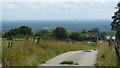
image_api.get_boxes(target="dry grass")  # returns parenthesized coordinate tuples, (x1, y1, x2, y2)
(2, 39, 97, 66)
(96, 41, 119, 66)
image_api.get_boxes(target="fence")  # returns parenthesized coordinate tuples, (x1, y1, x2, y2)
(108, 36, 120, 62)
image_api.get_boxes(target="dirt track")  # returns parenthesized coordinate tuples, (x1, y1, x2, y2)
(40, 50, 97, 66)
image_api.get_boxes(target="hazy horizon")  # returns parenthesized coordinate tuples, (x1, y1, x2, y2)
(3, 20, 114, 33)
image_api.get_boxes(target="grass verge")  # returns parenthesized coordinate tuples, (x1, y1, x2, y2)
(2, 39, 97, 66)
(96, 41, 119, 66)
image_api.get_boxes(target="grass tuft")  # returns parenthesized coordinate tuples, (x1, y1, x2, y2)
(60, 61, 79, 65)
(60, 61, 74, 64)
(83, 50, 91, 52)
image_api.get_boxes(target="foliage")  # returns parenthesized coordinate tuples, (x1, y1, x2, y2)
(99, 32, 107, 40)
(3, 26, 32, 38)
(53, 27, 68, 40)
(69, 32, 81, 41)
(34, 29, 51, 38)
(111, 2, 120, 40)
(80, 34, 88, 41)
(81, 30, 87, 33)
(60, 61, 74, 64)
(4, 29, 19, 38)
(18, 26, 32, 36)
(69, 32, 87, 41)
(88, 28, 100, 33)
(84, 50, 91, 52)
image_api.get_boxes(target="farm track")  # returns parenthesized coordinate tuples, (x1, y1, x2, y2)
(40, 50, 97, 66)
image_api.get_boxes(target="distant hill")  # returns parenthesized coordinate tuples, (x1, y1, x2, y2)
(2, 20, 114, 33)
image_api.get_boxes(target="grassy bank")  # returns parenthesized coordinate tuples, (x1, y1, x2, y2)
(96, 41, 119, 66)
(2, 39, 97, 66)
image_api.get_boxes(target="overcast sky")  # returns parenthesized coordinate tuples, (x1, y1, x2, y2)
(2, 2, 118, 20)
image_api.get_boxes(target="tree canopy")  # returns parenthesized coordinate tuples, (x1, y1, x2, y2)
(88, 28, 100, 33)
(18, 26, 32, 36)
(111, 2, 120, 40)
(53, 27, 68, 40)
(4, 26, 32, 38)
(69, 32, 81, 41)
(34, 29, 50, 38)
(69, 32, 87, 41)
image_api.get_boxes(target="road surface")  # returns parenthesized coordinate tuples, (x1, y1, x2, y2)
(40, 50, 97, 66)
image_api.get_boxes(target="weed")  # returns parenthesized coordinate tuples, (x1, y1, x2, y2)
(60, 61, 74, 64)
(84, 50, 91, 52)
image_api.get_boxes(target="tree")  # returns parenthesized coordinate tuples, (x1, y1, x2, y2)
(111, 2, 120, 40)
(80, 34, 88, 41)
(53, 27, 68, 40)
(88, 28, 100, 33)
(81, 30, 87, 33)
(69, 32, 88, 41)
(4, 26, 32, 40)
(99, 32, 107, 40)
(34, 29, 50, 38)
(18, 26, 32, 36)
(4, 29, 19, 39)
(69, 32, 81, 41)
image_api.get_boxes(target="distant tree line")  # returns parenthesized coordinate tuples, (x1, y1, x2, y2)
(3, 25, 108, 41)
(3, 26, 32, 40)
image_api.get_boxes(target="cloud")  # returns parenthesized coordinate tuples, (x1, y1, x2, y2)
(1, 0, 120, 2)
(2, 2, 118, 20)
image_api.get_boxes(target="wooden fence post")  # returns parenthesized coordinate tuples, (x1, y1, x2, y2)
(108, 35, 113, 52)
(8, 41, 11, 48)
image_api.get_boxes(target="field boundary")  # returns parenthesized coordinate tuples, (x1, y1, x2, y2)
(108, 36, 120, 62)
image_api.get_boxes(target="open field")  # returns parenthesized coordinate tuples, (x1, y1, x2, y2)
(2, 39, 97, 66)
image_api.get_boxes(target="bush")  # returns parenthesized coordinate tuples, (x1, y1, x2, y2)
(53, 27, 68, 40)
(18, 26, 32, 36)
(69, 32, 81, 41)
(34, 29, 51, 38)
(69, 32, 87, 41)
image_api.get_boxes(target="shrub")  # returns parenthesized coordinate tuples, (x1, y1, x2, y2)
(53, 27, 68, 40)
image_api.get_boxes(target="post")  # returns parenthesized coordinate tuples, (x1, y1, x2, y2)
(8, 41, 11, 48)
(109, 35, 113, 52)
(115, 46, 120, 62)
(8, 40, 13, 49)
(35, 36, 40, 44)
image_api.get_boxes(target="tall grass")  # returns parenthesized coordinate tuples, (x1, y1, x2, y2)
(96, 41, 119, 66)
(2, 39, 97, 66)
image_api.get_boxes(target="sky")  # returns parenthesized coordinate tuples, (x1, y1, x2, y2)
(1, 2, 118, 20)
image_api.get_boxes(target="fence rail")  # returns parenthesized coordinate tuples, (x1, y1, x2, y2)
(108, 36, 120, 62)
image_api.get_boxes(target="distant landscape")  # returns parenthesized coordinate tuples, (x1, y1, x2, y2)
(2, 19, 114, 33)
(1, 1, 120, 67)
